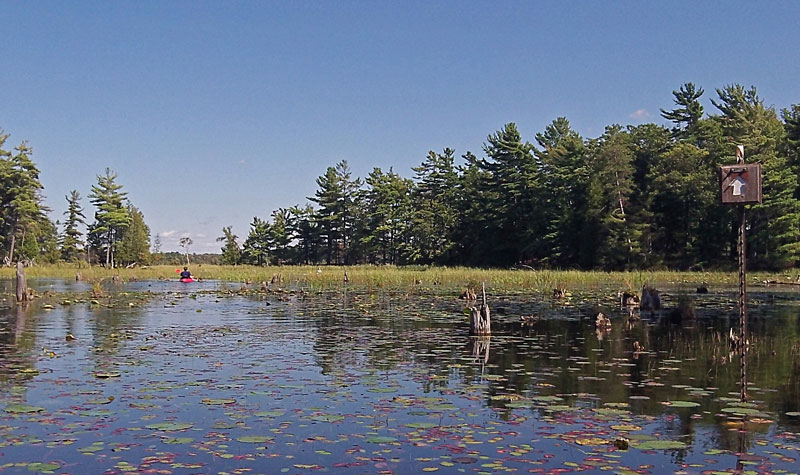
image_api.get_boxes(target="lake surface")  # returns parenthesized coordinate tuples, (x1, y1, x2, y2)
(1, 279, 799, 474)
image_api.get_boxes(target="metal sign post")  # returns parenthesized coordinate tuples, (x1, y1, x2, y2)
(719, 145, 761, 402)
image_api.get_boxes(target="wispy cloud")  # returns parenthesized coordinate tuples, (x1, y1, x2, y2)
(161, 230, 177, 237)
(629, 108, 651, 120)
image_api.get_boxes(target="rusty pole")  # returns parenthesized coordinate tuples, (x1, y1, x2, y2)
(736, 147, 748, 402)
(738, 204, 748, 401)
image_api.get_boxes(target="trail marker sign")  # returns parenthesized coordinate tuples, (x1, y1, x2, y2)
(719, 163, 762, 204)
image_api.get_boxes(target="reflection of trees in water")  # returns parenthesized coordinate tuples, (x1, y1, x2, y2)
(88, 302, 147, 372)
(0, 304, 37, 396)
(298, 291, 800, 452)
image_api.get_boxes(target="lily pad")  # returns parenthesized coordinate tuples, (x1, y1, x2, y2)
(26, 462, 61, 473)
(161, 437, 194, 444)
(720, 407, 763, 416)
(308, 414, 345, 422)
(632, 439, 688, 450)
(4, 404, 46, 414)
(201, 398, 236, 405)
(146, 422, 193, 431)
(663, 400, 701, 408)
(405, 422, 437, 429)
(576, 437, 608, 446)
(237, 435, 272, 443)
(365, 436, 398, 443)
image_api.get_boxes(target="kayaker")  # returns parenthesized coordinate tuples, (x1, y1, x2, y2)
(180, 267, 192, 280)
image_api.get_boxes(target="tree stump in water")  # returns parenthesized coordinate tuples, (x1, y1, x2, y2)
(16, 262, 29, 303)
(469, 305, 491, 335)
(469, 283, 491, 336)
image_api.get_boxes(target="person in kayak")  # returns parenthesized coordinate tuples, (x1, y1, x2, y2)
(180, 267, 192, 280)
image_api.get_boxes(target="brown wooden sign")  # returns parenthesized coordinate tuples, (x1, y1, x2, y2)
(719, 164, 762, 204)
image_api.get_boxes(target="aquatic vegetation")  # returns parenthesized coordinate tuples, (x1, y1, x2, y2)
(0, 278, 798, 473)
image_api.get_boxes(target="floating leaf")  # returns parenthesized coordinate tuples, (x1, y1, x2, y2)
(576, 437, 608, 446)
(308, 414, 344, 422)
(201, 398, 236, 405)
(26, 462, 61, 473)
(365, 436, 397, 443)
(720, 407, 762, 416)
(237, 435, 272, 443)
(146, 422, 192, 431)
(161, 437, 194, 444)
(406, 422, 437, 429)
(368, 387, 399, 393)
(611, 424, 642, 431)
(255, 410, 285, 417)
(663, 400, 701, 408)
(4, 404, 46, 414)
(633, 440, 688, 450)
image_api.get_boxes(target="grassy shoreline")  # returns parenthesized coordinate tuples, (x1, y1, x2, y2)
(1, 263, 790, 292)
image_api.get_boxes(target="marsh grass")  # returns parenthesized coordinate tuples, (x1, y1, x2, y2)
(0, 263, 780, 293)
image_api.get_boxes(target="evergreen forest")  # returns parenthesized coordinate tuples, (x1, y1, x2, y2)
(3, 83, 800, 270)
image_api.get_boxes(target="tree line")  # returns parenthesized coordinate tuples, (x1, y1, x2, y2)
(0, 139, 151, 267)
(3, 82, 800, 270)
(220, 83, 800, 270)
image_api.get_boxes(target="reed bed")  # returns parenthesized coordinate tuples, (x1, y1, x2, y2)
(0, 263, 784, 293)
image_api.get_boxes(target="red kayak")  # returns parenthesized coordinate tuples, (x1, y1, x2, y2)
(180, 277, 195, 283)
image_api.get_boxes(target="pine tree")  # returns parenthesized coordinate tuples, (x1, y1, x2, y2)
(410, 149, 459, 264)
(289, 204, 320, 265)
(60, 190, 86, 262)
(218, 226, 242, 265)
(660, 82, 705, 137)
(480, 123, 540, 266)
(713, 85, 800, 268)
(309, 161, 362, 264)
(88, 168, 130, 267)
(782, 104, 800, 169)
(534, 118, 587, 268)
(585, 126, 645, 269)
(116, 204, 151, 266)
(270, 209, 294, 264)
(361, 167, 414, 264)
(450, 151, 494, 265)
(0, 137, 46, 264)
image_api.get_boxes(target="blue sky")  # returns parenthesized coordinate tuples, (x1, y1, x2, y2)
(2, 1, 799, 253)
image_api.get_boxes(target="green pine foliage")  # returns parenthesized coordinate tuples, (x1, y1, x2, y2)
(88, 168, 130, 267)
(60, 190, 86, 262)
(116, 204, 151, 266)
(3, 81, 799, 270)
(219, 225, 243, 265)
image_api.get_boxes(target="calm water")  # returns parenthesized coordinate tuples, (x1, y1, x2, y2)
(1, 279, 799, 474)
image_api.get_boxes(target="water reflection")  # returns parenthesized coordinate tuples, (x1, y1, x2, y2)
(0, 280, 798, 473)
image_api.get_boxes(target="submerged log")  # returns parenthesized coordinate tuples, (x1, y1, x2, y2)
(15, 261, 29, 303)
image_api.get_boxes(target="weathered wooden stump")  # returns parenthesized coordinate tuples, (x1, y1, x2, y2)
(469, 283, 491, 336)
(640, 285, 661, 313)
(15, 261, 29, 304)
